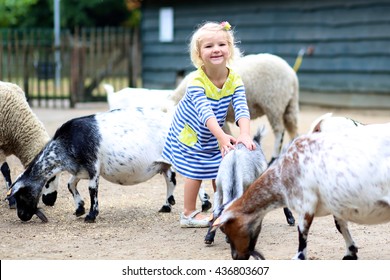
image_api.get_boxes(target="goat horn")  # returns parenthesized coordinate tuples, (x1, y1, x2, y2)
(36, 208, 48, 223)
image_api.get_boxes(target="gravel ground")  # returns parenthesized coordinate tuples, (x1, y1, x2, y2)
(1, 103, 390, 260)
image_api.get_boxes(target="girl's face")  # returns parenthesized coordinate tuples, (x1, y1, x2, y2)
(199, 31, 230, 68)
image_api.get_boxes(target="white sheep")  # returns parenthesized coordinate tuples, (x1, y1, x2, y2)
(172, 53, 300, 163)
(0, 81, 59, 208)
(104, 84, 175, 113)
(7, 107, 179, 223)
(212, 122, 390, 260)
(204, 125, 268, 245)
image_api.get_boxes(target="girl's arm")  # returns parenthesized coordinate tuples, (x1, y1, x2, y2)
(231, 83, 255, 150)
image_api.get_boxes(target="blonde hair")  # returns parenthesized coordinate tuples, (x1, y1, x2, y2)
(189, 21, 241, 68)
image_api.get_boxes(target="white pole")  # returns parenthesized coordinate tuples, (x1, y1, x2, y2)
(54, 0, 61, 88)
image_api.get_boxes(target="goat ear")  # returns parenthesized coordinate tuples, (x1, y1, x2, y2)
(6, 183, 23, 200)
(211, 201, 235, 232)
(212, 216, 222, 227)
(210, 216, 223, 233)
(6, 188, 12, 198)
(36, 208, 48, 223)
(6, 187, 15, 200)
(211, 211, 234, 231)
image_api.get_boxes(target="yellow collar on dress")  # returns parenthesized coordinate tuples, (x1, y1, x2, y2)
(189, 68, 243, 100)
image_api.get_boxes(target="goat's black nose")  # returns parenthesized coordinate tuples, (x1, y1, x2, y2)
(17, 209, 34, 222)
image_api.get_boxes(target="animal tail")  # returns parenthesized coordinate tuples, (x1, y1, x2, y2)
(253, 125, 267, 145)
(292, 46, 315, 72)
(283, 68, 300, 140)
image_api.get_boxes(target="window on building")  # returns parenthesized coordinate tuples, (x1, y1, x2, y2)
(159, 7, 174, 42)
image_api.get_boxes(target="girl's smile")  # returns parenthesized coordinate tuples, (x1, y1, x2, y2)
(199, 31, 230, 67)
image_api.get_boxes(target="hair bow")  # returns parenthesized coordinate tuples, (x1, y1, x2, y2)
(220, 21, 231, 31)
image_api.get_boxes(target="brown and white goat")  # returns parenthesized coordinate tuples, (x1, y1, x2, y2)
(212, 122, 390, 260)
(204, 126, 268, 245)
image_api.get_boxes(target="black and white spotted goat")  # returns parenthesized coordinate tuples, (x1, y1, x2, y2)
(204, 126, 268, 245)
(7, 108, 179, 223)
(212, 121, 390, 260)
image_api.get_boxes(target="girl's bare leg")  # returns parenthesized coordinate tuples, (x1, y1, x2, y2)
(183, 178, 208, 219)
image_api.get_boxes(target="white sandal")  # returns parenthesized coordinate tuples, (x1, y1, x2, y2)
(180, 210, 210, 228)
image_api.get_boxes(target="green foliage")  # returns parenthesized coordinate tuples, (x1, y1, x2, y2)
(1, 0, 140, 28)
(18, 0, 54, 28)
(0, 0, 39, 27)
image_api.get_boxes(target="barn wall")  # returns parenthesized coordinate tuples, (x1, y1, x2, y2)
(141, 0, 390, 107)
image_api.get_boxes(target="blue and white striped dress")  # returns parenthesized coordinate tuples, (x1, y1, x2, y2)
(162, 67, 250, 180)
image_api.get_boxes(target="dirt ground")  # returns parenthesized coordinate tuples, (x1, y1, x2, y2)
(1, 102, 390, 260)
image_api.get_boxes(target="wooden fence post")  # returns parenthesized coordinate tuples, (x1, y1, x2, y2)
(1, 27, 139, 107)
(22, 30, 29, 98)
(0, 32, 3, 81)
(70, 27, 81, 107)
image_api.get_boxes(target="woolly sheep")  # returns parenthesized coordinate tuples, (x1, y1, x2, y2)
(204, 125, 268, 245)
(172, 53, 300, 163)
(104, 84, 175, 112)
(212, 122, 390, 260)
(0, 81, 59, 208)
(7, 107, 180, 223)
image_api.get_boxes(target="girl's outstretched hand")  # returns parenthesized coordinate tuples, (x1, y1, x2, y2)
(236, 133, 256, 151)
(219, 133, 236, 157)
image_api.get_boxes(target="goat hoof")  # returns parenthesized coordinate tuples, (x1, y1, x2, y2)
(159, 205, 172, 213)
(283, 207, 295, 226)
(84, 215, 96, 223)
(204, 239, 214, 245)
(42, 191, 58, 206)
(202, 201, 212, 212)
(74, 207, 86, 217)
(204, 234, 214, 245)
(204, 230, 215, 245)
(342, 255, 358, 260)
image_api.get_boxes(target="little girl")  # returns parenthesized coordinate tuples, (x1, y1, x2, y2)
(162, 21, 255, 227)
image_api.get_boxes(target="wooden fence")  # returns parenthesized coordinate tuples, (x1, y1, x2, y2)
(0, 27, 140, 108)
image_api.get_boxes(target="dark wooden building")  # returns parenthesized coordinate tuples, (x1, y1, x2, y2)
(141, 0, 390, 108)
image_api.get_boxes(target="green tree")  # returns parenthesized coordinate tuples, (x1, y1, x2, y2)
(14, 0, 139, 28)
(0, 0, 39, 27)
